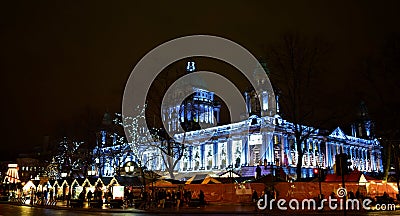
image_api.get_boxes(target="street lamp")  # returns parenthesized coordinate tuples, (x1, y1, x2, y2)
(124, 163, 135, 175)
(314, 166, 323, 200)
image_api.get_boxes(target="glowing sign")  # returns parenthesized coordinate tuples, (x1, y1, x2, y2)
(8, 164, 18, 168)
(113, 186, 124, 200)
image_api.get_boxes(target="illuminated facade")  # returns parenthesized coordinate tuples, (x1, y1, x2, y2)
(3, 164, 20, 184)
(166, 116, 382, 178)
(93, 61, 383, 179)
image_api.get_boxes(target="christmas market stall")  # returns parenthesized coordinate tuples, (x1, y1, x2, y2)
(70, 179, 82, 200)
(100, 177, 124, 208)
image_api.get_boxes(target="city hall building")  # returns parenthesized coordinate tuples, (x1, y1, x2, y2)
(93, 61, 383, 179)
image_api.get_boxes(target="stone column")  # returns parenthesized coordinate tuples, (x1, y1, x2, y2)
(333, 143, 338, 169)
(310, 140, 315, 166)
(307, 140, 311, 166)
(294, 137, 298, 166)
(261, 132, 268, 163)
(329, 142, 334, 168)
(378, 152, 383, 172)
(364, 149, 369, 171)
(354, 147, 358, 169)
(369, 150, 373, 171)
(200, 143, 205, 169)
(283, 134, 289, 166)
(213, 140, 218, 169)
(266, 132, 273, 164)
(227, 138, 233, 166)
(359, 148, 363, 170)
(242, 135, 248, 166)
(209, 106, 213, 124)
(313, 140, 317, 166)
(356, 147, 361, 170)
(361, 148, 366, 171)
(325, 142, 330, 168)
(316, 140, 320, 166)
(188, 146, 193, 170)
(349, 146, 353, 163)
(288, 139, 293, 166)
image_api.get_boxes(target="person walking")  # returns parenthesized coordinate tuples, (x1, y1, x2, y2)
(87, 190, 93, 207)
(49, 189, 54, 203)
(199, 190, 205, 206)
(252, 190, 259, 211)
(255, 165, 262, 179)
(176, 190, 181, 209)
(66, 192, 71, 207)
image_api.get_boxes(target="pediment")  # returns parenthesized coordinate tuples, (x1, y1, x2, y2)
(330, 127, 348, 140)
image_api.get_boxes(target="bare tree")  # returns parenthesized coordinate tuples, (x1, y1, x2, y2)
(101, 144, 125, 177)
(361, 33, 400, 185)
(266, 33, 330, 180)
(54, 137, 84, 176)
(150, 128, 186, 179)
(122, 105, 159, 186)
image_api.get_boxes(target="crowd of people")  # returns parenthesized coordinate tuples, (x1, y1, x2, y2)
(26, 187, 57, 206)
(124, 188, 205, 209)
(57, 186, 207, 209)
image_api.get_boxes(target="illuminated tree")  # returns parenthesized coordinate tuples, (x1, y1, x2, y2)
(54, 137, 84, 176)
(150, 127, 186, 179)
(121, 105, 159, 185)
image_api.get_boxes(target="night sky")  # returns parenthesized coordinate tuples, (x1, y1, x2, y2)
(1, 1, 400, 161)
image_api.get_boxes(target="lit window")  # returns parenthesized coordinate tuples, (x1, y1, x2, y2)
(274, 135, 279, 145)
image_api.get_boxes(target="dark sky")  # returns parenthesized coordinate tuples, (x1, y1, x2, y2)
(1, 1, 399, 161)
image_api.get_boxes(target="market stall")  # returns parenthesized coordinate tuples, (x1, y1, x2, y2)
(70, 179, 82, 199)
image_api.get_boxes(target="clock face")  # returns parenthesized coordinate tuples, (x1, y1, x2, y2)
(186, 61, 196, 72)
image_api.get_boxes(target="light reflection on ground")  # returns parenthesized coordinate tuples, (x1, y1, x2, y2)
(0, 205, 139, 216)
(1, 204, 400, 216)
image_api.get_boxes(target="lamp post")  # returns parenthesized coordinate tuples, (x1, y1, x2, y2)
(124, 163, 135, 175)
(314, 166, 323, 200)
(87, 170, 95, 176)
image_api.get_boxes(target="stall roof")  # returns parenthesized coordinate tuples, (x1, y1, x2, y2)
(70, 179, 80, 187)
(23, 180, 36, 191)
(56, 179, 64, 186)
(49, 179, 57, 187)
(325, 170, 378, 182)
(100, 177, 114, 186)
(185, 174, 221, 184)
(76, 178, 86, 186)
(87, 177, 98, 186)
(99, 176, 121, 186)
(147, 179, 176, 187)
(80, 178, 93, 187)
(61, 179, 70, 187)
(217, 170, 241, 178)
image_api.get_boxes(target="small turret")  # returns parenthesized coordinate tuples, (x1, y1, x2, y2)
(351, 101, 374, 138)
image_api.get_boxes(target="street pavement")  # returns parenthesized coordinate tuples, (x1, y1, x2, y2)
(5, 200, 260, 214)
(1, 200, 400, 215)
